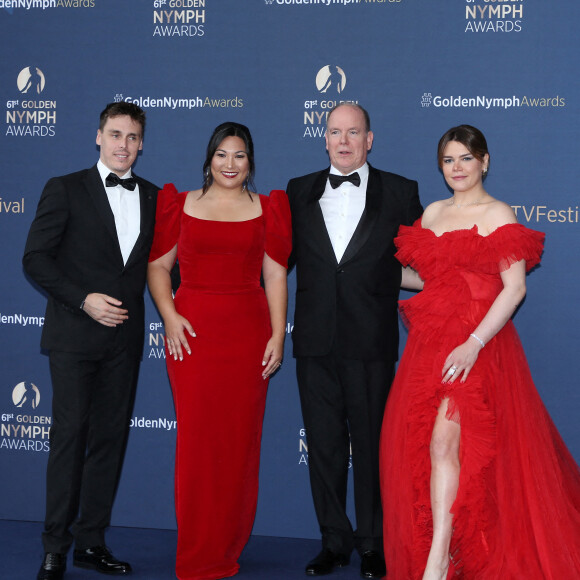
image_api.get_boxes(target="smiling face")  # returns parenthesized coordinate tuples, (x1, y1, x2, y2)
(441, 140, 489, 195)
(96, 115, 143, 176)
(325, 105, 373, 175)
(209, 136, 249, 190)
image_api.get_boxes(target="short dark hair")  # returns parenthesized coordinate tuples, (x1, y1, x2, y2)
(437, 124, 489, 169)
(326, 102, 371, 133)
(202, 122, 256, 196)
(99, 102, 146, 136)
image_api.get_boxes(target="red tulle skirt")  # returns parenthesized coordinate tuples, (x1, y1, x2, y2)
(380, 320, 580, 579)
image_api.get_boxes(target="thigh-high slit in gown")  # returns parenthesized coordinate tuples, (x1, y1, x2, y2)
(149, 185, 291, 580)
(379, 221, 580, 579)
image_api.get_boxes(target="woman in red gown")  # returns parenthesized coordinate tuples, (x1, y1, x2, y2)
(379, 125, 580, 579)
(147, 122, 291, 580)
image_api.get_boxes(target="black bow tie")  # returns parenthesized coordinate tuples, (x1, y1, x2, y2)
(328, 172, 361, 189)
(105, 173, 137, 191)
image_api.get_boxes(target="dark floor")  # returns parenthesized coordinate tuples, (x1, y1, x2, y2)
(1, 519, 368, 580)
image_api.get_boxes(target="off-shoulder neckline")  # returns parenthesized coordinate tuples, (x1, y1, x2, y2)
(419, 221, 520, 239)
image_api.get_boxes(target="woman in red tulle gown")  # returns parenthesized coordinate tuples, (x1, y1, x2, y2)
(147, 122, 291, 580)
(379, 125, 580, 579)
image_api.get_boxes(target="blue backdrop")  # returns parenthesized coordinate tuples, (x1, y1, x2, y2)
(1, 0, 579, 541)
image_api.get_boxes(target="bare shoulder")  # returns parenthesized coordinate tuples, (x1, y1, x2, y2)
(421, 199, 450, 227)
(183, 188, 203, 211)
(186, 188, 203, 200)
(484, 197, 517, 232)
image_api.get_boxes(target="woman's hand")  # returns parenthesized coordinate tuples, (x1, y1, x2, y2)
(164, 312, 196, 361)
(442, 337, 483, 384)
(261, 335, 284, 379)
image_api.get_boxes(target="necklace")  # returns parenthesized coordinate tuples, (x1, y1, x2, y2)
(450, 196, 484, 209)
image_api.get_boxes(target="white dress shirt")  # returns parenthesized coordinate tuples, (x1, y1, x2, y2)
(319, 163, 368, 262)
(97, 160, 141, 265)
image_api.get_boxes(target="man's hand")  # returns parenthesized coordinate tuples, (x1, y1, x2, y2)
(82, 293, 128, 327)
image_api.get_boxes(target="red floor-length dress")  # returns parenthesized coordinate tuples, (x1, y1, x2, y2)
(149, 185, 291, 580)
(380, 222, 580, 579)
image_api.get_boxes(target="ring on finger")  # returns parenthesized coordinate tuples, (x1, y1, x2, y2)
(449, 366, 457, 375)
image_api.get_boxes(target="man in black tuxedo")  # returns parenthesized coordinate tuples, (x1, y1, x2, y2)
(23, 102, 158, 580)
(287, 103, 422, 578)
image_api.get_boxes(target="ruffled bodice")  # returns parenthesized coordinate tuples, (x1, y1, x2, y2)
(396, 222, 544, 345)
(149, 184, 291, 293)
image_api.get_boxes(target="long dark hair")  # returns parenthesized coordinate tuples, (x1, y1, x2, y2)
(201, 122, 256, 197)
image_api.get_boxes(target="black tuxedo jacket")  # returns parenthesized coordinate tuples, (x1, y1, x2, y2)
(287, 164, 422, 361)
(23, 165, 158, 357)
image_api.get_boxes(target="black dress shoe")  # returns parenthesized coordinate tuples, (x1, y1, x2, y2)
(37, 552, 66, 580)
(73, 546, 132, 575)
(360, 550, 386, 579)
(305, 548, 350, 576)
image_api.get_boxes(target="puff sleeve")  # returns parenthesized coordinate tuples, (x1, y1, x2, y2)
(264, 189, 292, 268)
(149, 183, 187, 262)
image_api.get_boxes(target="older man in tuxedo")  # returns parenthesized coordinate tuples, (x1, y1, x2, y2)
(287, 103, 422, 578)
(23, 102, 158, 580)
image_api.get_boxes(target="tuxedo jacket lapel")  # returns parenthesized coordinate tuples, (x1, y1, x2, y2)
(125, 176, 157, 268)
(84, 166, 128, 269)
(85, 166, 119, 243)
(339, 165, 382, 266)
(308, 169, 338, 266)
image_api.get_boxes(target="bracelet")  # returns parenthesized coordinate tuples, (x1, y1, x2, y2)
(470, 333, 485, 348)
